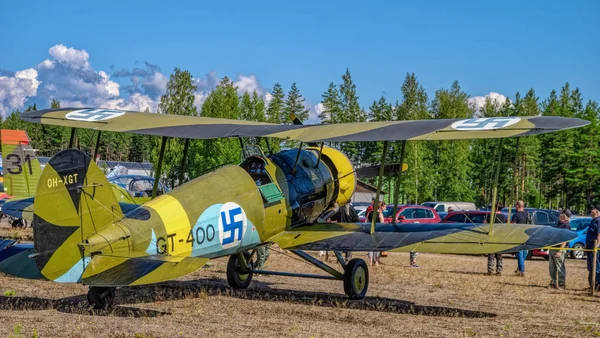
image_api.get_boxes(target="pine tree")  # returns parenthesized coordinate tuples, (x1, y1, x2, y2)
(431, 81, 473, 201)
(338, 69, 367, 164)
(284, 82, 309, 123)
(266, 83, 285, 124)
(188, 77, 241, 178)
(319, 82, 342, 123)
(153, 68, 197, 187)
(240, 92, 254, 121)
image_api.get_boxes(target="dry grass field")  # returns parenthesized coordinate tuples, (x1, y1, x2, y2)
(1, 225, 599, 338)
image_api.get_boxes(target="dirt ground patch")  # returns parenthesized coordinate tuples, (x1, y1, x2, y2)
(1, 246, 599, 338)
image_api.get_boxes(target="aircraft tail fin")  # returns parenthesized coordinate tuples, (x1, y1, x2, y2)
(33, 149, 123, 282)
(0, 130, 43, 197)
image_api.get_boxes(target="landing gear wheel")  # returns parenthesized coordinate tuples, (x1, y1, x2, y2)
(227, 252, 253, 289)
(526, 251, 533, 260)
(87, 287, 116, 310)
(343, 258, 369, 300)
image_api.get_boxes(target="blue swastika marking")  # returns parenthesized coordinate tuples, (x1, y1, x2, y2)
(453, 117, 520, 130)
(220, 207, 243, 245)
(66, 109, 125, 121)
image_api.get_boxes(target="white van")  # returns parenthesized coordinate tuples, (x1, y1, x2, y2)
(421, 201, 477, 213)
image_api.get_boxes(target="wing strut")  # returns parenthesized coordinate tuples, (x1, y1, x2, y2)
(489, 138, 504, 234)
(92, 130, 102, 160)
(371, 141, 389, 234)
(151, 136, 168, 199)
(391, 141, 407, 225)
(179, 138, 190, 186)
(68, 128, 76, 148)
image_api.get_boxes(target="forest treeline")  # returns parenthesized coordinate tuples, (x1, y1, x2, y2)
(1, 68, 598, 212)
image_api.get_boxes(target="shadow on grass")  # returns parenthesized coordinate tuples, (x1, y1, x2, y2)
(0, 295, 168, 317)
(116, 277, 495, 318)
(0, 277, 495, 318)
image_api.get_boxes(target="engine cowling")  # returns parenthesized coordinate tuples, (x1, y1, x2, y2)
(269, 146, 356, 226)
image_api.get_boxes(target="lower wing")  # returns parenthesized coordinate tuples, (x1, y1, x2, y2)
(269, 222, 576, 254)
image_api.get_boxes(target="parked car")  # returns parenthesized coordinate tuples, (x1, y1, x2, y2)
(567, 217, 591, 259)
(362, 204, 441, 223)
(351, 202, 371, 215)
(441, 211, 505, 224)
(501, 207, 560, 227)
(421, 201, 477, 213)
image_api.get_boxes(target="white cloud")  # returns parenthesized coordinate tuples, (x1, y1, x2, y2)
(0, 44, 272, 117)
(307, 102, 324, 124)
(233, 74, 264, 96)
(48, 44, 90, 69)
(468, 92, 509, 112)
(264, 92, 273, 106)
(0, 68, 40, 117)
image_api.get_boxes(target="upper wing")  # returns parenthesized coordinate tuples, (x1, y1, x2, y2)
(22, 108, 589, 142)
(269, 222, 576, 254)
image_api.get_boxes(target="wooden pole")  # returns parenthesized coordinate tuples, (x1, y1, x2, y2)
(593, 240, 598, 296)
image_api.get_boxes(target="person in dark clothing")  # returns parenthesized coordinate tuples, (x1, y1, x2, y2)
(549, 211, 571, 288)
(512, 200, 529, 276)
(331, 203, 360, 261)
(486, 205, 506, 275)
(586, 205, 600, 292)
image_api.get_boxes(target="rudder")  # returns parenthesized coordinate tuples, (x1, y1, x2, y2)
(33, 149, 123, 282)
(1, 130, 42, 197)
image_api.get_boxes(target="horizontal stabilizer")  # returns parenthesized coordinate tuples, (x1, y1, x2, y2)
(1, 196, 35, 221)
(82, 253, 209, 287)
(0, 240, 43, 279)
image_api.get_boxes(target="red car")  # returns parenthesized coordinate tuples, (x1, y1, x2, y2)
(362, 204, 441, 223)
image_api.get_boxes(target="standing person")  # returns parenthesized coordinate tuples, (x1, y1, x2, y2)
(485, 205, 506, 275)
(331, 203, 360, 261)
(586, 205, 600, 292)
(512, 200, 529, 277)
(365, 198, 376, 222)
(549, 211, 571, 288)
(255, 245, 271, 270)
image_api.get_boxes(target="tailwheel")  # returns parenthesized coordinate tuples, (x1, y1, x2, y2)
(343, 258, 369, 299)
(87, 286, 116, 310)
(227, 252, 253, 289)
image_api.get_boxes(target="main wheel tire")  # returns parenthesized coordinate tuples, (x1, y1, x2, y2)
(526, 251, 533, 260)
(87, 287, 116, 310)
(571, 243, 585, 260)
(343, 258, 369, 300)
(227, 253, 253, 289)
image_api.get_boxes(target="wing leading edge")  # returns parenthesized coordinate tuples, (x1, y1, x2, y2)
(22, 108, 590, 142)
(269, 222, 577, 255)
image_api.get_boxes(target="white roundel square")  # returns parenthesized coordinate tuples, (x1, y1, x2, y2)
(451, 117, 521, 130)
(65, 109, 126, 122)
(218, 202, 247, 250)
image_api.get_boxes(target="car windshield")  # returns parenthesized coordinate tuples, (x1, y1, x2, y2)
(422, 202, 436, 209)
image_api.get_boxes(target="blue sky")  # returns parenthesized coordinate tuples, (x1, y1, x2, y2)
(0, 0, 598, 120)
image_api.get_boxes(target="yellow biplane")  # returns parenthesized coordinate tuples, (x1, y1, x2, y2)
(1, 108, 586, 309)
